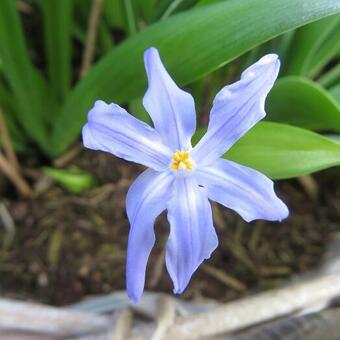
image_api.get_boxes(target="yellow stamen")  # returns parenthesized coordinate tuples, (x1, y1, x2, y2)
(170, 151, 193, 171)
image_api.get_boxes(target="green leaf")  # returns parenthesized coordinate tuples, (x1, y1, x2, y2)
(123, 0, 137, 36)
(43, 167, 97, 193)
(52, 0, 340, 156)
(283, 14, 340, 76)
(195, 0, 225, 7)
(129, 97, 151, 124)
(266, 76, 340, 132)
(326, 134, 340, 145)
(98, 21, 115, 53)
(319, 63, 340, 88)
(0, 0, 50, 153)
(160, 0, 186, 20)
(193, 122, 340, 179)
(41, 0, 73, 103)
(135, 0, 160, 23)
(330, 83, 340, 105)
(306, 18, 340, 77)
(104, 0, 126, 30)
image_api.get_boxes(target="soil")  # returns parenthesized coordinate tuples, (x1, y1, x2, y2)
(0, 148, 339, 306)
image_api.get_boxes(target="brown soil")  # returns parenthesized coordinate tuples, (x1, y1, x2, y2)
(0, 148, 339, 306)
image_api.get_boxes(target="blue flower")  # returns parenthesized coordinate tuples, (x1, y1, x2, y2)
(82, 47, 289, 303)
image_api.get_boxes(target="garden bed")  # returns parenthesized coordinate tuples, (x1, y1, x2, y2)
(0, 147, 339, 306)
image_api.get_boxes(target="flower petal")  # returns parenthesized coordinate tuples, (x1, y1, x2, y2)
(166, 177, 218, 294)
(143, 47, 196, 151)
(196, 158, 289, 222)
(82, 100, 172, 171)
(126, 169, 173, 303)
(192, 54, 280, 165)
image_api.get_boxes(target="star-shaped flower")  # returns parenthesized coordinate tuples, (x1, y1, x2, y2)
(82, 47, 288, 303)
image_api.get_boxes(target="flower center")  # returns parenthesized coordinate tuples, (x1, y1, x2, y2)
(170, 150, 194, 171)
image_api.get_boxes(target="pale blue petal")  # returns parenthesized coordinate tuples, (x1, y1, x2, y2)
(192, 54, 280, 165)
(82, 100, 172, 171)
(143, 47, 196, 151)
(196, 158, 289, 222)
(166, 177, 218, 294)
(126, 169, 173, 303)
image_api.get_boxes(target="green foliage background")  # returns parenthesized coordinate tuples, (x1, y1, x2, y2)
(0, 0, 339, 180)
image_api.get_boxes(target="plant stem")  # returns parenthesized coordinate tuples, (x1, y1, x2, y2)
(80, 0, 104, 78)
(0, 151, 32, 197)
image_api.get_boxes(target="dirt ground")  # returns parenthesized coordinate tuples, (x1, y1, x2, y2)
(0, 147, 339, 306)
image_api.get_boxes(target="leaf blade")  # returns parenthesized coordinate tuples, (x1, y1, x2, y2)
(225, 122, 340, 179)
(0, 0, 50, 152)
(52, 0, 340, 156)
(41, 0, 74, 102)
(266, 76, 340, 132)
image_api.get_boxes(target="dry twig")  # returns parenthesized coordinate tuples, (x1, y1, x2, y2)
(0, 151, 32, 197)
(298, 175, 319, 200)
(202, 264, 247, 292)
(0, 107, 31, 197)
(53, 144, 83, 168)
(80, 0, 104, 77)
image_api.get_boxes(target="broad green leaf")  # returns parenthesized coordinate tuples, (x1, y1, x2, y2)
(266, 76, 340, 132)
(44, 167, 97, 194)
(41, 0, 73, 103)
(129, 97, 151, 124)
(283, 14, 340, 76)
(52, 0, 340, 156)
(193, 122, 340, 179)
(0, 0, 50, 152)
